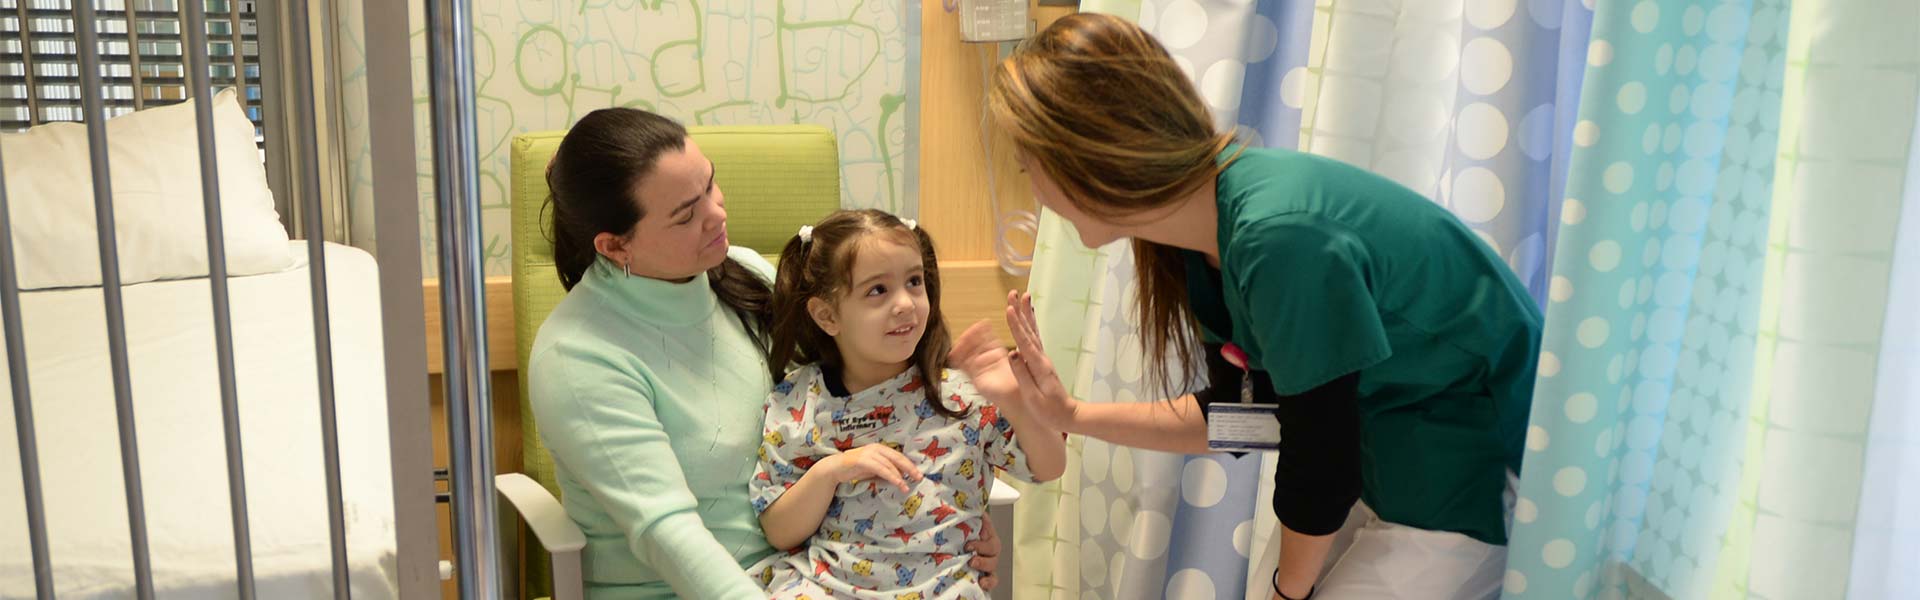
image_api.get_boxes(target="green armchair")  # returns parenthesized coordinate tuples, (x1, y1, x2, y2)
(499, 125, 842, 600)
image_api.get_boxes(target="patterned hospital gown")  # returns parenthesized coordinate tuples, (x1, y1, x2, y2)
(750, 365, 1037, 600)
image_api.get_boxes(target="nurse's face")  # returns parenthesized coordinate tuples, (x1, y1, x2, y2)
(1019, 154, 1129, 249)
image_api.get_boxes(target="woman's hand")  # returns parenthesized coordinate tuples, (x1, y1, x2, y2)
(968, 517, 1004, 589)
(950, 320, 1022, 404)
(1005, 291, 1080, 431)
(815, 444, 921, 493)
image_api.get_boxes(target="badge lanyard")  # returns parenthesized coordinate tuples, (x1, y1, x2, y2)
(1221, 343, 1254, 404)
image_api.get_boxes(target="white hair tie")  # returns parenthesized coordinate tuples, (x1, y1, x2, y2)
(798, 225, 814, 243)
(901, 218, 918, 230)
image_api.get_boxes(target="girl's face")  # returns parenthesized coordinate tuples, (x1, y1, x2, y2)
(808, 237, 931, 372)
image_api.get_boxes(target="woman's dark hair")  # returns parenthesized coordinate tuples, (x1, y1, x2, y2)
(545, 108, 772, 344)
(767, 209, 961, 418)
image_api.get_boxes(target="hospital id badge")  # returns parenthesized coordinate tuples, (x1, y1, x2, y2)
(1206, 343, 1279, 453)
(1206, 403, 1280, 452)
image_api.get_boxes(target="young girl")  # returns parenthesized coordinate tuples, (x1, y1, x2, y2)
(749, 209, 1066, 599)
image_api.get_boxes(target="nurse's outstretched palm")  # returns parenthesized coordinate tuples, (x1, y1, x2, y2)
(1006, 291, 1077, 430)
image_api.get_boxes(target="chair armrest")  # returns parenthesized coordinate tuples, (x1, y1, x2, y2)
(498, 473, 585, 551)
(497, 473, 586, 600)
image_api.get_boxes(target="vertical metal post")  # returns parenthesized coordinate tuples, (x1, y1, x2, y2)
(426, 0, 501, 596)
(265, 0, 350, 245)
(254, 0, 293, 230)
(359, 0, 439, 592)
(181, 0, 254, 595)
(14, 2, 39, 125)
(0, 91, 53, 600)
(124, 1, 142, 110)
(315, 0, 348, 244)
(283, 0, 351, 596)
(228, 0, 243, 88)
(73, 0, 154, 596)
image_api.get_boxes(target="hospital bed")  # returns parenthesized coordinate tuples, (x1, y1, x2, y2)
(0, 243, 399, 599)
(0, 85, 399, 597)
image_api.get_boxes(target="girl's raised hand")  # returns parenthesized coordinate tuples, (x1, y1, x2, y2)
(950, 320, 1021, 405)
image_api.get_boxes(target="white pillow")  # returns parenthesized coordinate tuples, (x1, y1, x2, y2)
(3, 88, 291, 290)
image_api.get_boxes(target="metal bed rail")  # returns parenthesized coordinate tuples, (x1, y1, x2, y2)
(2, 0, 495, 597)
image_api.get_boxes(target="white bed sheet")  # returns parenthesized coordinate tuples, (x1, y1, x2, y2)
(0, 242, 398, 599)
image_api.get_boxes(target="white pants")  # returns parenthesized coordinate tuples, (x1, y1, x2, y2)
(1252, 475, 1516, 600)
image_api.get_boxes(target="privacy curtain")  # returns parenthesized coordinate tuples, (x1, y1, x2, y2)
(1014, 1, 1920, 599)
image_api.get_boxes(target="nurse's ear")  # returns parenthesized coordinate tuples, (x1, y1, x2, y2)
(808, 297, 841, 337)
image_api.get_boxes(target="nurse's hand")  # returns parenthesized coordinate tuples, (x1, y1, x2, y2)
(1006, 291, 1079, 431)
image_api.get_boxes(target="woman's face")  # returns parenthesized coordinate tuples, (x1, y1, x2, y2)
(608, 138, 731, 280)
(1020, 154, 1128, 249)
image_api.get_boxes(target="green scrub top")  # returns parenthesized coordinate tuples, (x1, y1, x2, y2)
(1183, 146, 1543, 545)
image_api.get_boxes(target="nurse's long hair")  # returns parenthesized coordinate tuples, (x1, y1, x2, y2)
(988, 12, 1242, 399)
(767, 209, 963, 418)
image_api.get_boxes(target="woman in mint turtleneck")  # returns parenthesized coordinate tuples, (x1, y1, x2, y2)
(527, 109, 1002, 599)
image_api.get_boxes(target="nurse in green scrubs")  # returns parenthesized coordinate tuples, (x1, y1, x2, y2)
(987, 14, 1543, 600)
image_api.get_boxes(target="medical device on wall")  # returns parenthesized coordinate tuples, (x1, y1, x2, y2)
(945, 1, 1038, 275)
(958, 0, 1029, 43)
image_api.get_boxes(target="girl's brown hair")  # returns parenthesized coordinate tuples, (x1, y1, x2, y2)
(768, 209, 961, 418)
(988, 12, 1242, 399)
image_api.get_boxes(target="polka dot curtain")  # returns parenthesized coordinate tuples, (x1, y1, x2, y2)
(1291, 0, 1598, 307)
(1012, 1, 1320, 598)
(1020, 0, 1593, 596)
(1012, 0, 1920, 599)
(1015, 224, 1302, 600)
(1509, 0, 1920, 598)
(1509, 0, 1792, 597)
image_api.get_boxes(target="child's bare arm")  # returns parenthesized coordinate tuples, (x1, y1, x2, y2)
(757, 466, 840, 551)
(950, 320, 1067, 481)
(997, 400, 1067, 482)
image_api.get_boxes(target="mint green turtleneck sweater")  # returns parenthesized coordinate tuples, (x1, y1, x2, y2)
(527, 247, 777, 599)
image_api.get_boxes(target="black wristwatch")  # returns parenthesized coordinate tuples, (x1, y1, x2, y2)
(1272, 568, 1314, 600)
